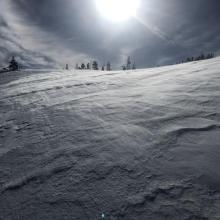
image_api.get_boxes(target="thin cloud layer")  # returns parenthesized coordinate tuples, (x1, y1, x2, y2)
(0, 1, 57, 68)
(0, 0, 220, 69)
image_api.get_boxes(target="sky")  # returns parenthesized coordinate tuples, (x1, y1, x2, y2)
(0, 0, 220, 69)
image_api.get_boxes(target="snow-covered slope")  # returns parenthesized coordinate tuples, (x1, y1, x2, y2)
(0, 58, 220, 220)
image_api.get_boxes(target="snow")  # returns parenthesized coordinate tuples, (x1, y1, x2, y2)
(0, 58, 220, 219)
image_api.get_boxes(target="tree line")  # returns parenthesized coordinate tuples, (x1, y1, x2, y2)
(66, 61, 112, 71)
(178, 52, 215, 64)
(66, 56, 137, 71)
(1, 52, 216, 74)
(122, 56, 136, 70)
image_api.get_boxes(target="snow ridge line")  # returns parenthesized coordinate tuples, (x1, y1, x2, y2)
(167, 124, 220, 137)
(0, 82, 102, 100)
(0, 163, 75, 194)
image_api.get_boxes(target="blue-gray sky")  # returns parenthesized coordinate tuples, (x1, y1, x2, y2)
(0, 0, 220, 69)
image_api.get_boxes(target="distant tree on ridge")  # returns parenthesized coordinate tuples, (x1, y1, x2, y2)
(92, 61, 98, 70)
(107, 62, 111, 71)
(9, 56, 19, 71)
(126, 56, 131, 70)
(81, 63, 86, 69)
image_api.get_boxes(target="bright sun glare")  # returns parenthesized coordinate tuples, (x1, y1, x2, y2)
(96, 0, 140, 22)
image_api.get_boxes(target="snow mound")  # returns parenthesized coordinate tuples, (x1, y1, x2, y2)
(0, 58, 220, 219)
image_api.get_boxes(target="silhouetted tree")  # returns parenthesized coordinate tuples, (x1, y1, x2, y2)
(107, 62, 111, 71)
(92, 61, 98, 70)
(206, 53, 214, 59)
(87, 63, 90, 70)
(201, 54, 205, 60)
(126, 56, 131, 70)
(206, 54, 211, 59)
(179, 52, 215, 65)
(186, 57, 191, 62)
(8, 56, 19, 71)
(65, 64, 69, 70)
(102, 65, 105, 71)
(132, 62, 136, 70)
(81, 63, 86, 69)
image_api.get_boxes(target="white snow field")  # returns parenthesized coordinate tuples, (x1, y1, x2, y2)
(0, 58, 220, 220)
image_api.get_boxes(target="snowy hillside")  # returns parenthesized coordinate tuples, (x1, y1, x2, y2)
(0, 58, 220, 220)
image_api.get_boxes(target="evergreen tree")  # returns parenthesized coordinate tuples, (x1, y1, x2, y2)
(200, 53, 205, 60)
(126, 56, 131, 70)
(8, 56, 19, 71)
(107, 62, 111, 71)
(92, 61, 98, 70)
(81, 63, 86, 69)
(207, 53, 214, 59)
(132, 62, 136, 70)
(207, 53, 211, 59)
(87, 63, 90, 70)
(186, 57, 191, 62)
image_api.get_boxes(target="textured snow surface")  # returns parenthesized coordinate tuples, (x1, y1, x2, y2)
(0, 58, 220, 220)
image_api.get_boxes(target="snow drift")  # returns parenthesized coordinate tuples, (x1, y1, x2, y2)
(0, 58, 220, 219)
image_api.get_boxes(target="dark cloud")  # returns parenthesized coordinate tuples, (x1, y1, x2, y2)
(0, 0, 220, 69)
(0, 2, 58, 68)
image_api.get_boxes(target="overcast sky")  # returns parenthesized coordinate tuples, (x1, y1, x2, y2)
(0, 0, 220, 69)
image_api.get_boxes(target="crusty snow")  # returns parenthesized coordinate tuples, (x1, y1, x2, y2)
(0, 58, 220, 220)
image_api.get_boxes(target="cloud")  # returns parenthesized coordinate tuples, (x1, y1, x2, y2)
(9, 0, 123, 66)
(0, 0, 91, 69)
(0, 1, 56, 68)
(0, 0, 220, 69)
(128, 0, 220, 67)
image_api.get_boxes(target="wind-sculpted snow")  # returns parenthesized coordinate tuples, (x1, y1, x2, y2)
(0, 59, 220, 219)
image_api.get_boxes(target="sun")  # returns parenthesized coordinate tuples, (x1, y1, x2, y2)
(95, 0, 140, 22)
